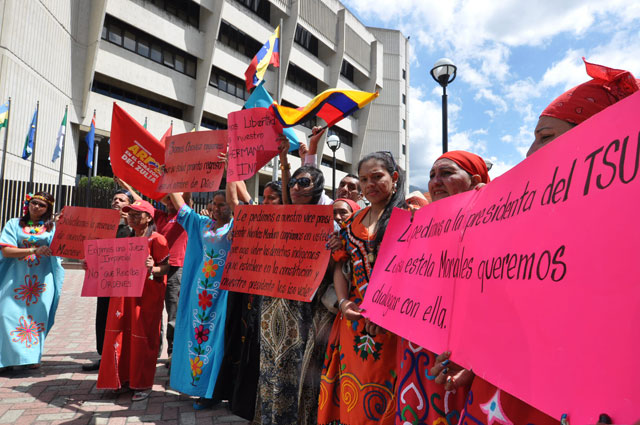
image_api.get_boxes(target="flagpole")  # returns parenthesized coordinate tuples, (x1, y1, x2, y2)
(0, 97, 11, 184)
(272, 19, 283, 182)
(56, 105, 68, 209)
(28, 101, 39, 193)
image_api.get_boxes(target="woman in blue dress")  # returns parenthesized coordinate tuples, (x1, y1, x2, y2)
(0, 192, 64, 370)
(168, 190, 233, 409)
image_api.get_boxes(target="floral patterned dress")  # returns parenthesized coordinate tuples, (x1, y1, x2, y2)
(169, 205, 232, 398)
(0, 218, 64, 367)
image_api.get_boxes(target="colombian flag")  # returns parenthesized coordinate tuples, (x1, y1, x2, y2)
(244, 26, 280, 91)
(270, 89, 379, 128)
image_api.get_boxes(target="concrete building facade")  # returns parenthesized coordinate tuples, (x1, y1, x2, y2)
(0, 0, 409, 199)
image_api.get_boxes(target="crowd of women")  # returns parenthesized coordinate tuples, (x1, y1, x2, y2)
(0, 59, 637, 425)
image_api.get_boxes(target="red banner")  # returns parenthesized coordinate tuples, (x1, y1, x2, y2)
(220, 205, 333, 301)
(81, 237, 149, 297)
(157, 130, 227, 192)
(50, 207, 120, 259)
(110, 103, 166, 200)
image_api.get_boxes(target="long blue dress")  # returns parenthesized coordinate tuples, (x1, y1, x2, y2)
(0, 218, 64, 367)
(170, 205, 232, 397)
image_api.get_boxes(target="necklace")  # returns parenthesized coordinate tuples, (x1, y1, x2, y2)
(365, 209, 381, 264)
(27, 220, 45, 234)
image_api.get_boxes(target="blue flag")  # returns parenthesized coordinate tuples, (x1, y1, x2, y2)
(85, 113, 95, 169)
(244, 81, 300, 152)
(22, 108, 37, 160)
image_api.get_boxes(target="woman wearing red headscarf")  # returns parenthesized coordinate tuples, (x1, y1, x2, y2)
(457, 59, 639, 425)
(395, 150, 489, 425)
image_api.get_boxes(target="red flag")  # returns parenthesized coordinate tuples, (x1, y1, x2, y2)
(159, 123, 173, 146)
(110, 103, 166, 200)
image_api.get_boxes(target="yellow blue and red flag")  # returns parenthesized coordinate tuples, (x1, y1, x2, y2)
(0, 101, 8, 129)
(244, 26, 280, 91)
(270, 88, 379, 128)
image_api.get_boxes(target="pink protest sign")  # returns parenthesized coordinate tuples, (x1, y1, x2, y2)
(361, 91, 640, 423)
(157, 130, 227, 193)
(81, 237, 149, 297)
(226, 107, 281, 182)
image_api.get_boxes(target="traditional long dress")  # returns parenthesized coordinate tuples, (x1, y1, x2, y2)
(253, 268, 333, 425)
(0, 219, 64, 367)
(395, 340, 468, 425)
(459, 377, 559, 425)
(169, 205, 232, 398)
(97, 232, 169, 390)
(318, 208, 398, 425)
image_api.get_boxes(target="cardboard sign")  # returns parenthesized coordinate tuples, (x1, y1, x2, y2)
(50, 207, 120, 259)
(110, 103, 166, 200)
(157, 130, 227, 192)
(81, 237, 149, 297)
(220, 205, 333, 301)
(360, 91, 640, 423)
(226, 108, 281, 182)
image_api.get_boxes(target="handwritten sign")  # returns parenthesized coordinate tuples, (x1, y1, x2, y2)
(50, 207, 120, 259)
(157, 130, 227, 192)
(220, 205, 333, 301)
(81, 237, 149, 297)
(226, 108, 280, 182)
(361, 91, 640, 423)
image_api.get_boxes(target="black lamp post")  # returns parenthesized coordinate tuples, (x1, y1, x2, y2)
(327, 134, 341, 199)
(430, 58, 457, 154)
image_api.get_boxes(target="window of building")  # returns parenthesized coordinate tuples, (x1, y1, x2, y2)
(210, 66, 250, 101)
(287, 63, 317, 95)
(218, 21, 263, 59)
(321, 158, 350, 172)
(328, 127, 353, 147)
(402, 68, 406, 79)
(402, 119, 406, 129)
(102, 15, 198, 79)
(201, 116, 228, 130)
(148, 0, 200, 28)
(91, 79, 184, 119)
(402, 93, 406, 104)
(340, 60, 355, 82)
(294, 25, 319, 57)
(402, 144, 406, 155)
(237, 0, 270, 23)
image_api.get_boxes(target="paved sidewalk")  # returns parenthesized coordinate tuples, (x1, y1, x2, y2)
(0, 269, 250, 425)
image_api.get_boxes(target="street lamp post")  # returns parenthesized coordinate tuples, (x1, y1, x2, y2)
(430, 58, 457, 154)
(327, 134, 341, 199)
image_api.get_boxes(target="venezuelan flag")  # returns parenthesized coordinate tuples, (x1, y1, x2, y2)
(270, 89, 379, 128)
(245, 26, 280, 91)
(0, 102, 8, 129)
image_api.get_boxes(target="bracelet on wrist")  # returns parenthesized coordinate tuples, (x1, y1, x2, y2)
(279, 163, 290, 171)
(338, 298, 348, 311)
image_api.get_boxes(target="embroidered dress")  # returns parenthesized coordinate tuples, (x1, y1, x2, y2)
(318, 207, 398, 425)
(97, 232, 169, 390)
(395, 340, 467, 425)
(169, 205, 232, 398)
(0, 218, 64, 367)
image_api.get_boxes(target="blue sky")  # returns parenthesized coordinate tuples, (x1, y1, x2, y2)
(344, 0, 640, 189)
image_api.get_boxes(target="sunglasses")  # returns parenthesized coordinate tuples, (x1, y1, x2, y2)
(288, 177, 312, 188)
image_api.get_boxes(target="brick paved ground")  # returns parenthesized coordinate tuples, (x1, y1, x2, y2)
(0, 268, 250, 425)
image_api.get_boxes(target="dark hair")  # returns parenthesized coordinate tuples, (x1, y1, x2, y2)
(357, 152, 406, 253)
(113, 189, 133, 204)
(343, 173, 359, 181)
(142, 217, 157, 237)
(210, 190, 226, 202)
(19, 191, 55, 231)
(264, 181, 283, 202)
(292, 165, 325, 205)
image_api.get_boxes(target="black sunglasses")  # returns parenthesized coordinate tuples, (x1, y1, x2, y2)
(288, 177, 312, 188)
(380, 151, 397, 170)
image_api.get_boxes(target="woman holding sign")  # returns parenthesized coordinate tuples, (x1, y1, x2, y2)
(0, 192, 64, 371)
(97, 200, 169, 401)
(318, 152, 405, 425)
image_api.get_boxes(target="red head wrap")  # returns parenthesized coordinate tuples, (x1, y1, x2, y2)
(540, 58, 640, 125)
(436, 150, 490, 184)
(334, 198, 361, 214)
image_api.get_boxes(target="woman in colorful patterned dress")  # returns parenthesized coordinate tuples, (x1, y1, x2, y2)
(318, 151, 406, 425)
(0, 192, 64, 371)
(168, 190, 233, 410)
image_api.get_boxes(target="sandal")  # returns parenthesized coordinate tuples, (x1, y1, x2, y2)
(193, 398, 219, 410)
(132, 391, 151, 401)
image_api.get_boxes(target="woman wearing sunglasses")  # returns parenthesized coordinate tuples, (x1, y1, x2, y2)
(252, 138, 334, 425)
(0, 192, 64, 371)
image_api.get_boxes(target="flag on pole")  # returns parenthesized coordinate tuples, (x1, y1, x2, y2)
(22, 108, 37, 159)
(245, 81, 299, 151)
(85, 112, 96, 169)
(52, 109, 68, 162)
(270, 88, 379, 128)
(245, 26, 280, 91)
(0, 102, 8, 129)
(143, 117, 148, 129)
(159, 123, 172, 146)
